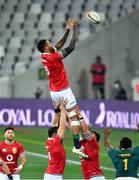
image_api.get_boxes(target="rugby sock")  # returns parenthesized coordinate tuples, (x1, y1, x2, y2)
(73, 134, 80, 149)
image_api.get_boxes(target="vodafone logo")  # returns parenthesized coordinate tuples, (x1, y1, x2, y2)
(6, 154, 13, 161)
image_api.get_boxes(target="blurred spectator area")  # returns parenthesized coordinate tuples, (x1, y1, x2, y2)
(0, 0, 138, 76)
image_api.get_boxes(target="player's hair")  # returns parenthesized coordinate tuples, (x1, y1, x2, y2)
(36, 39, 46, 53)
(4, 127, 14, 133)
(119, 137, 132, 149)
(48, 127, 58, 138)
(96, 55, 101, 60)
(91, 130, 100, 142)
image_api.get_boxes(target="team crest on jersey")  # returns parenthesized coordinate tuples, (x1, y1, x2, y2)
(2, 148, 7, 152)
(12, 147, 17, 154)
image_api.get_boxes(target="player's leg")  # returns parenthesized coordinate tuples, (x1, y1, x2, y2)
(99, 84, 105, 99)
(12, 174, 20, 180)
(61, 88, 88, 158)
(0, 173, 9, 180)
(92, 84, 98, 99)
(67, 105, 88, 158)
(50, 91, 61, 126)
(0, 173, 20, 180)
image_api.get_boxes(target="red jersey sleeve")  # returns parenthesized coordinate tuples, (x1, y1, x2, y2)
(18, 143, 24, 155)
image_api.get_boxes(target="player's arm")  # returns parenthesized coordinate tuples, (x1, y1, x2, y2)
(52, 101, 61, 127)
(61, 20, 78, 58)
(57, 98, 68, 138)
(54, 19, 74, 50)
(104, 128, 114, 150)
(0, 158, 13, 179)
(52, 112, 61, 127)
(74, 110, 91, 138)
(20, 153, 26, 167)
(13, 153, 26, 174)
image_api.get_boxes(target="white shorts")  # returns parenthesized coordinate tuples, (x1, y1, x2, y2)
(43, 173, 63, 180)
(90, 176, 106, 180)
(50, 87, 77, 109)
(0, 173, 20, 180)
(115, 177, 138, 180)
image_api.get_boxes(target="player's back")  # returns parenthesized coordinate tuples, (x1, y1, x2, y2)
(45, 135, 66, 175)
(108, 146, 139, 178)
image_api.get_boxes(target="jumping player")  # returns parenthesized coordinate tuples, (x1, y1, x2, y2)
(43, 98, 67, 180)
(36, 18, 87, 158)
(104, 125, 139, 180)
(0, 127, 26, 180)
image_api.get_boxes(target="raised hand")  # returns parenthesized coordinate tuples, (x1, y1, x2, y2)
(52, 100, 60, 109)
(104, 128, 112, 136)
(66, 18, 74, 30)
(73, 18, 80, 26)
(59, 97, 68, 109)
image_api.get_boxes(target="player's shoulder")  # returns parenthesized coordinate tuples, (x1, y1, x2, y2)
(108, 148, 119, 157)
(133, 146, 139, 153)
(0, 141, 5, 146)
(14, 141, 24, 147)
(41, 53, 50, 59)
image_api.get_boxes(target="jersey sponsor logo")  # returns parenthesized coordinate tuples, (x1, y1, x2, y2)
(12, 147, 17, 154)
(2, 148, 7, 152)
(6, 154, 13, 161)
(118, 153, 131, 157)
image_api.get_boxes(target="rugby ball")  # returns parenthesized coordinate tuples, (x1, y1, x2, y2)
(86, 10, 101, 24)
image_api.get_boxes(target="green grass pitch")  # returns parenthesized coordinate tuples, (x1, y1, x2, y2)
(0, 127, 139, 179)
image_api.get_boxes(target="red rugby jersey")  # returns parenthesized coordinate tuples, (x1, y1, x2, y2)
(91, 63, 106, 84)
(41, 52, 69, 91)
(80, 135, 103, 179)
(45, 135, 66, 175)
(0, 141, 24, 173)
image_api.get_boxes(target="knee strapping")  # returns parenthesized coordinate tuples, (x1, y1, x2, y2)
(71, 120, 80, 126)
(68, 110, 77, 118)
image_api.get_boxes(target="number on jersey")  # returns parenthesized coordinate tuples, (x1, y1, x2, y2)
(48, 152, 51, 160)
(123, 158, 128, 170)
(44, 66, 50, 75)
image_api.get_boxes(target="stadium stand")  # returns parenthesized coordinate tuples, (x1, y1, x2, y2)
(0, 0, 139, 78)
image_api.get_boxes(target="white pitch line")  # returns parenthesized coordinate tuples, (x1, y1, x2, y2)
(25, 151, 115, 171)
